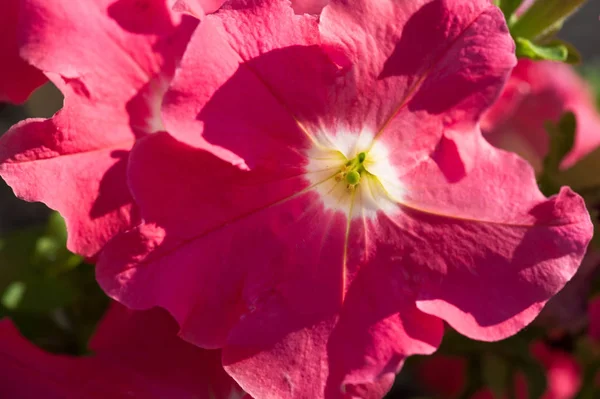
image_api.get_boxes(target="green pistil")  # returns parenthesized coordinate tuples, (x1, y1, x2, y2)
(346, 170, 361, 185)
(340, 152, 367, 189)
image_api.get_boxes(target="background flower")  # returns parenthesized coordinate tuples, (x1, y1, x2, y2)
(0, 302, 246, 398)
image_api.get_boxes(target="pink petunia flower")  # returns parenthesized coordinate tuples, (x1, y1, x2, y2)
(0, 0, 47, 104)
(0, 302, 246, 399)
(482, 59, 600, 171)
(95, 0, 592, 397)
(0, 0, 198, 257)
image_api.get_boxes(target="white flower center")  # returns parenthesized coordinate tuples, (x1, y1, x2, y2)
(305, 130, 404, 219)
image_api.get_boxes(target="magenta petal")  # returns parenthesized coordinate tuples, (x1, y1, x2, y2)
(292, 0, 329, 14)
(0, 0, 195, 256)
(409, 193, 590, 340)
(392, 136, 592, 340)
(99, 132, 445, 397)
(171, 0, 225, 17)
(90, 303, 245, 399)
(320, 0, 514, 136)
(100, 132, 315, 347)
(162, 0, 345, 162)
(536, 251, 600, 331)
(0, 319, 83, 399)
(0, 119, 137, 257)
(222, 242, 443, 397)
(0, 305, 244, 399)
(0, 0, 46, 104)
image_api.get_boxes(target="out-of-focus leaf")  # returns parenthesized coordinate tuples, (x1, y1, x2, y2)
(0, 211, 105, 354)
(545, 111, 577, 173)
(510, 0, 587, 40)
(554, 147, 600, 195)
(482, 354, 509, 397)
(33, 212, 82, 274)
(538, 111, 577, 195)
(495, 0, 524, 21)
(519, 360, 547, 399)
(46, 211, 68, 245)
(546, 39, 582, 65)
(0, 212, 82, 313)
(515, 37, 568, 62)
(1, 281, 25, 310)
(15, 277, 76, 312)
(577, 64, 600, 110)
(0, 227, 43, 293)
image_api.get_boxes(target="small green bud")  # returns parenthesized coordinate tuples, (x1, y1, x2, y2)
(358, 152, 366, 163)
(346, 170, 361, 186)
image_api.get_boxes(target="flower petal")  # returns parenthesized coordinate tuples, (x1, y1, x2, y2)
(162, 0, 333, 167)
(0, 120, 137, 258)
(171, 0, 226, 17)
(100, 132, 341, 347)
(91, 303, 246, 399)
(0, 306, 244, 399)
(0, 0, 46, 104)
(381, 132, 593, 340)
(320, 0, 514, 141)
(292, 0, 329, 15)
(98, 132, 443, 398)
(0, 0, 196, 256)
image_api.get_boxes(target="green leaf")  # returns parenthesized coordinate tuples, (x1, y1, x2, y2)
(510, 0, 587, 41)
(538, 111, 577, 195)
(0, 214, 79, 315)
(482, 354, 510, 397)
(515, 37, 568, 62)
(14, 277, 77, 312)
(541, 38, 582, 65)
(0, 210, 109, 355)
(495, 0, 525, 21)
(46, 211, 69, 246)
(1, 281, 26, 310)
(32, 212, 82, 275)
(544, 111, 577, 173)
(578, 64, 600, 109)
(546, 39, 582, 64)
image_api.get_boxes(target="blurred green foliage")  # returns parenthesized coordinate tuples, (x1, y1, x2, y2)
(500, 0, 584, 64)
(0, 212, 108, 354)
